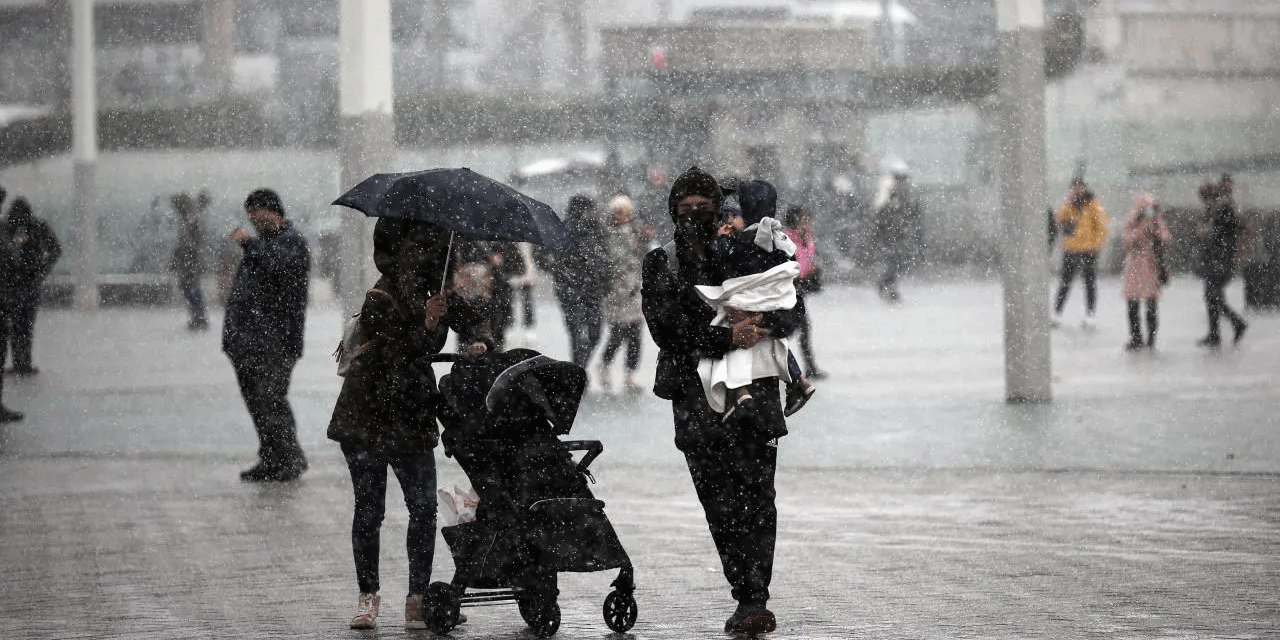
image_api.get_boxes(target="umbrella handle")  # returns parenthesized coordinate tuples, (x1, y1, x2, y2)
(439, 231, 454, 296)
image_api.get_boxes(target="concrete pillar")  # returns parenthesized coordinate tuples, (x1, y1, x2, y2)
(201, 0, 236, 96)
(337, 0, 396, 315)
(71, 0, 98, 310)
(996, 0, 1052, 402)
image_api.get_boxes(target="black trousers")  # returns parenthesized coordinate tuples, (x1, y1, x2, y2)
(4, 287, 39, 368)
(674, 386, 779, 606)
(601, 321, 642, 370)
(230, 356, 306, 472)
(1126, 299, 1158, 345)
(792, 294, 818, 374)
(1203, 272, 1244, 338)
(559, 296, 603, 369)
(1055, 252, 1098, 314)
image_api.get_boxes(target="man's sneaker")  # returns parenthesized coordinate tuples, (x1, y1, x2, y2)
(784, 380, 816, 417)
(1049, 312, 1062, 328)
(1197, 335, 1222, 349)
(1081, 314, 1097, 330)
(405, 594, 426, 630)
(0, 406, 23, 422)
(724, 603, 777, 635)
(9, 365, 38, 375)
(351, 593, 380, 630)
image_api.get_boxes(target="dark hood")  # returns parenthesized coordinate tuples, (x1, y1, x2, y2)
(735, 180, 777, 227)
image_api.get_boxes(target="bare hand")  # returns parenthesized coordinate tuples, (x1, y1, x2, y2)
(731, 315, 770, 349)
(463, 341, 488, 357)
(423, 293, 448, 331)
(230, 227, 250, 243)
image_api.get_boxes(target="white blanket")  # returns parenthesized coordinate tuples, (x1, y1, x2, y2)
(694, 261, 799, 412)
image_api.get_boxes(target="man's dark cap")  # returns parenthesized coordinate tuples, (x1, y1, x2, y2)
(8, 196, 31, 220)
(244, 188, 285, 217)
(667, 166, 724, 219)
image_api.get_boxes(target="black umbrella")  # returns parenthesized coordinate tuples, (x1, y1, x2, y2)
(332, 167, 570, 248)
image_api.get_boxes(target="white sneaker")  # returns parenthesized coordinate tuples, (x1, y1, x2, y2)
(351, 593, 380, 629)
(1081, 314, 1097, 330)
(624, 371, 644, 393)
(1049, 312, 1063, 328)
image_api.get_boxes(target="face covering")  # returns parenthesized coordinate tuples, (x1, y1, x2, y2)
(673, 211, 717, 283)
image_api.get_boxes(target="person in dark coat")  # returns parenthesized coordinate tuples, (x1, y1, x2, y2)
(538, 195, 612, 371)
(1196, 179, 1248, 348)
(168, 191, 209, 330)
(3, 196, 62, 375)
(0, 186, 24, 421)
(328, 218, 492, 630)
(222, 188, 310, 482)
(640, 166, 799, 636)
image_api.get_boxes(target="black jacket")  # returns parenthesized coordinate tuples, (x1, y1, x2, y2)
(222, 222, 310, 362)
(1201, 200, 1244, 281)
(3, 215, 61, 289)
(641, 243, 800, 399)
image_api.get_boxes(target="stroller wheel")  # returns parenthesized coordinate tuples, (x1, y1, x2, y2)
(603, 589, 638, 632)
(424, 581, 461, 634)
(518, 593, 561, 637)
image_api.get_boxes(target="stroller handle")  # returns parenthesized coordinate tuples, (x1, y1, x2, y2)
(561, 440, 603, 474)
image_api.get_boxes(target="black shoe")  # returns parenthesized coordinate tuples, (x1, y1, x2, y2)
(10, 365, 38, 375)
(722, 394, 756, 424)
(187, 319, 209, 331)
(805, 369, 827, 381)
(1123, 339, 1144, 352)
(1233, 321, 1248, 345)
(724, 603, 776, 635)
(784, 382, 816, 417)
(239, 462, 305, 483)
(1196, 335, 1222, 349)
(0, 406, 23, 422)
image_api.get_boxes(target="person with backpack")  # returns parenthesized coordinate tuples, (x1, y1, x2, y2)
(327, 218, 492, 631)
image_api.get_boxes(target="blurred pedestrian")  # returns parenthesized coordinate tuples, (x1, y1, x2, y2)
(508, 243, 539, 347)
(223, 188, 310, 482)
(0, 185, 23, 421)
(598, 194, 650, 393)
(451, 240, 523, 351)
(168, 191, 210, 331)
(2, 196, 61, 375)
(870, 163, 917, 303)
(641, 166, 798, 636)
(1196, 179, 1248, 348)
(537, 195, 611, 372)
(1051, 177, 1107, 328)
(327, 218, 491, 631)
(783, 204, 825, 381)
(1120, 194, 1172, 351)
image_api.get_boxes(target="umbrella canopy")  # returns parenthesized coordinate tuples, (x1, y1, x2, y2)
(333, 167, 570, 247)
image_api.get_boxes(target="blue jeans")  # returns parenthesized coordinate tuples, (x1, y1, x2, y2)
(341, 443, 438, 595)
(179, 276, 207, 324)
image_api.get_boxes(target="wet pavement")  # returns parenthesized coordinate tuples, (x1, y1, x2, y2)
(1, 276, 1277, 639)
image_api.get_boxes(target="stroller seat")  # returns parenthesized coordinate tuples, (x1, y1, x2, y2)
(424, 349, 637, 637)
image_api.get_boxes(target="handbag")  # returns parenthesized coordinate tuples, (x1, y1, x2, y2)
(1153, 236, 1170, 286)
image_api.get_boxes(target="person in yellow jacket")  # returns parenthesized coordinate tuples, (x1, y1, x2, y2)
(1051, 177, 1107, 328)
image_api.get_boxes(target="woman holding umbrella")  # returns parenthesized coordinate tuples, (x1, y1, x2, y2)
(327, 218, 493, 630)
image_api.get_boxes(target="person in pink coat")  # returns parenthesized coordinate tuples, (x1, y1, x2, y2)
(1121, 193, 1173, 350)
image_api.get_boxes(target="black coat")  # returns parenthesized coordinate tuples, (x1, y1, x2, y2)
(1201, 201, 1244, 282)
(221, 222, 310, 362)
(538, 215, 612, 305)
(3, 215, 61, 290)
(641, 243, 798, 450)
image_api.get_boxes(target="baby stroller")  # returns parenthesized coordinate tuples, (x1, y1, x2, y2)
(422, 349, 637, 637)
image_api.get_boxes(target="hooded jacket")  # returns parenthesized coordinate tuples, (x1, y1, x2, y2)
(1055, 195, 1107, 254)
(3, 198, 61, 289)
(327, 220, 493, 455)
(642, 168, 796, 451)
